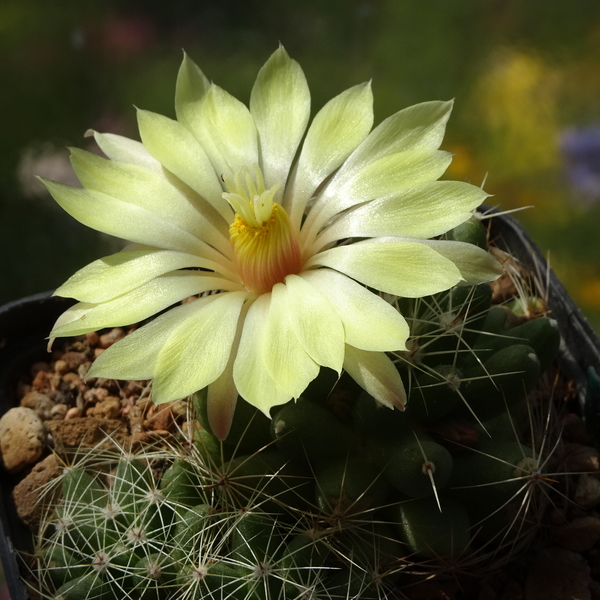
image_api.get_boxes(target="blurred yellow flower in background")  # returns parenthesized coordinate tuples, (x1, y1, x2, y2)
(472, 49, 562, 177)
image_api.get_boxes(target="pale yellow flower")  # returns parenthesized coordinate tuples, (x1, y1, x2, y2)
(42, 47, 502, 439)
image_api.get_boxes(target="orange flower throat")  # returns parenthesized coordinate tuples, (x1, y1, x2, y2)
(224, 166, 302, 295)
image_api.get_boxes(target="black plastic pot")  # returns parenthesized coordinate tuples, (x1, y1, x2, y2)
(0, 211, 599, 599)
(0, 292, 74, 600)
(484, 206, 600, 430)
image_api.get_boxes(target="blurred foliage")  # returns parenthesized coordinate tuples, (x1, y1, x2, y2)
(2, 0, 600, 331)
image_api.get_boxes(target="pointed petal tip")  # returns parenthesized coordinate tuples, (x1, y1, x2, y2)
(207, 386, 238, 441)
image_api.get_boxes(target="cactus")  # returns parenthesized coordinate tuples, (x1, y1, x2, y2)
(25, 213, 569, 600)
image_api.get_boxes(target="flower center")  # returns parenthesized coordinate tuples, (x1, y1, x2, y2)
(223, 165, 302, 294)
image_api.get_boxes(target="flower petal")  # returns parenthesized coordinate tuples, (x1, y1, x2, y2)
(152, 291, 248, 403)
(70, 148, 230, 256)
(283, 274, 345, 373)
(416, 239, 504, 284)
(137, 109, 231, 221)
(300, 269, 409, 351)
(312, 181, 489, 252)
(180, 83, 258, 181)
(250, 46, 310, 198)
(206, 299, 250, 441)
(50, 271, 243, 338)
(262, 282, 320, 397)
(341, 99, 454, 173)
(90, 131, 161, 172)
(40, 180, 227, 259)
(88, 297, 214, 380)
(233, 294, 291, 415)
(334, 149, 452, 206)
(303, 100, 453, 237)
(175, 51, 211, 125)
(343, 346, 407, 410)
(55, 246, 238, 303)
(285, 82, 374, 229)
(306, 240, 462, 297)
(207, 380, 238, 442)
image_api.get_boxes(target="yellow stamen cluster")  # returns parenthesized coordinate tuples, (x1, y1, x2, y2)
(224, 166, 302, 294)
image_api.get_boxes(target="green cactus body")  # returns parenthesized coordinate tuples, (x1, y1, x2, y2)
(461, 344, 541, 421)
(159, 459, 206, 507)
(170, 504, 214, 562)
(271, 397, 359, 461)
(324, 568, 383, 600)
(391, 496, 471, 559)
(193, 426, 229, 466)
(32, 215, 565, 600)
(450, 440, 538, 503)
(52, 572, 113, 600)
(193, 388, 272, 453)
(40, 546, 89, 589)
(175, 562, 250, 600)
(314, 455, 391, 516)
(406, 365, 462, 422)
(473, 316, 560, 372)
(280, 531, 332, 593)
(227, 514, 283, 600)
(352, 391, 412, 440)
(445, 215, 488, 249)
(379, 439, 453, 499)
(222, 450, 313, 514)
(130, 552, 177, 600)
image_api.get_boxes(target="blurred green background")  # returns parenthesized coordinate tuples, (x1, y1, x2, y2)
(2, 0, 600, 332)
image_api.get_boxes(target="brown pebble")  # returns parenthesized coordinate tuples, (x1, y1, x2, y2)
(62, 372, 80, 385)
(31, 370, 50, 391)
(47, 390, 67, 404)
(122, 380, 143, 398)
(99, 328, 125, 349)
(144, 404, 174, 432)
(575, 474, 600, 509)
(562, 443, 600, 472)
(20, 391, 54, 421)
(401, 579, 457, 600)
(547, 507, 569, 526)
(94, 348, 105, 358)
(50, 404, 68, 420)
(53, 359, 69, 375)
(152, 429, 171, 436)
(85, 331, 99, 346)
(127, 405, 145, 435)
(500, 579, 524, 600)
(0, 407, 47, 474)
(525, 547, 591, 600)
(84, 387, 109, 404)
(551, 516, 600, 553)
(478, 579, 498, 600)
(61, 351, 87, 371)
(49, 373, 62, 390)
(45, 417, 129, 451)
(131, 430, 174, 449)
(12, 454, 62, 527)
(563, 413, 594, 446)
(78, 361, 92, 379)
(86, 396, 122, 420)
(65, 407, 82, 419)
(170, 399, 189, 419)
(30, 361, 51, 377)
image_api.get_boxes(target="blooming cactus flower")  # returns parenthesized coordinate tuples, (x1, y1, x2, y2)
(42, 47, 502, 439)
